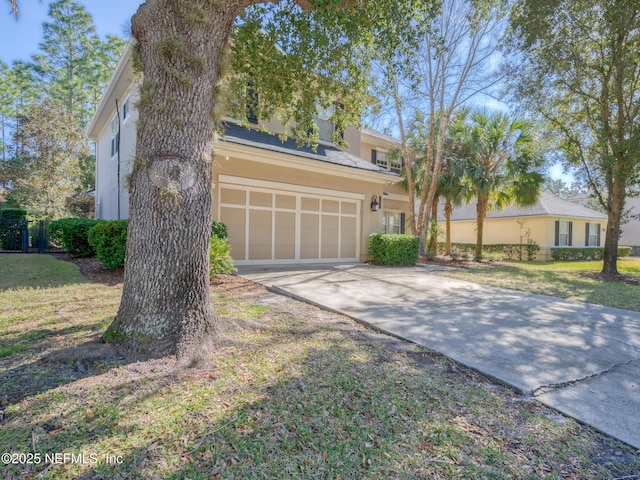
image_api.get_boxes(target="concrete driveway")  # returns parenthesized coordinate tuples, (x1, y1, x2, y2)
(238, 263, 640, 449)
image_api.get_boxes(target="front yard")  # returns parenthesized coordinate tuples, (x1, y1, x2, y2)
(1, 254, 639, 479)
(431, 258, 640, 312)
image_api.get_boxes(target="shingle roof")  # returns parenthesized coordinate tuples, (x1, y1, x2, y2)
(438, 190, 608, 221)
(220, 123, 397, 176)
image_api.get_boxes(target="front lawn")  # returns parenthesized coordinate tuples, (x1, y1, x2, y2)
(433, 258, 640, 311)
(1, 254, 639, 479)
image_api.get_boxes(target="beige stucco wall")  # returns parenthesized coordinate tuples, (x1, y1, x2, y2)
(440, 215, 608, 260)
(620, 197, 640, 252)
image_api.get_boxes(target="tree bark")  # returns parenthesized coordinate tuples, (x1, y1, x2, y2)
(105, 0, 244, 363)
(602, 172, 626, 275)
(475, 195, 488, 257)
(444, 197, 452, 255)
(427, 195, 439, 252)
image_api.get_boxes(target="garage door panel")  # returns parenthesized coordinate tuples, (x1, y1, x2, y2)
(321, 215, 339, 258)
(221, 207, 246, 260)
(249, 210, 272, 260)
(300, 213, 320, 259)
(340, 217, 357, 258)
(275, 212, 296, 259)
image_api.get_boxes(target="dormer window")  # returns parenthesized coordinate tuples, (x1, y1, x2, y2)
(372, 149, 401, 173)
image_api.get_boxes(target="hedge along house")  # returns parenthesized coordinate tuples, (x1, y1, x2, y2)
(87, 43, 410, 265)
(437, 190, 609, 260)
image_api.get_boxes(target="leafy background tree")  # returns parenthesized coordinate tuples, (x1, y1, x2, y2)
(2, 99, 86, 218)
(505, 0, 640, 274)
(1, 0, 124, 214)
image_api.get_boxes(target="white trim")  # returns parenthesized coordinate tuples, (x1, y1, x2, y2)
(218, 174, 365, 200)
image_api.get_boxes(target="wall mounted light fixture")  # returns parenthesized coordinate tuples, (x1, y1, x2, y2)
(371, 195, 380, 212)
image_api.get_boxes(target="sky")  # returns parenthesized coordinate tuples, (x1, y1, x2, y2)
(0, 0, 139, 65)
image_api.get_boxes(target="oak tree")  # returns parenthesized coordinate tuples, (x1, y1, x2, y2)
(505, 0, 640, 274)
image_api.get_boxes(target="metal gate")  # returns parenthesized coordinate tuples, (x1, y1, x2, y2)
(0, 219, 64, 254)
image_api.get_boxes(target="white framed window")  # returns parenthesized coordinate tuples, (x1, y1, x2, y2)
(555, 220, 572, 246)
(383, 211, 404, 235)
(586, 222, 601, 246)
(372, 149, 401, 173)
(316, 103, 335, 143)
(110, 115, 120, 158)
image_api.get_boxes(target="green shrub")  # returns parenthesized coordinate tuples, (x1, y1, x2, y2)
(211, 220, 228, 239)
(49, 218, 98, 257)
(210, 236, 236, 276)
(525, 241, 540, 261)
(551, 246, 632, 261)
(369, 233, 419, 265)
(88, 220, 128, 269)
(0, 208, 27, 250)
(618, 246, 632, 258)
(437, 242, 539, 261)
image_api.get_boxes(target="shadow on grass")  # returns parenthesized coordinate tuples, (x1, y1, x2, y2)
(2, 316, 638, 480)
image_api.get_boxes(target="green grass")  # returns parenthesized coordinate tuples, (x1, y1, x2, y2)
(1, 254, 638, 479)
(0, 254, 87, 291)
(434, 259, 640, 311)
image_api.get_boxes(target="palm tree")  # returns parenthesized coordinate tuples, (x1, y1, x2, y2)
(457, 110, 544, 257)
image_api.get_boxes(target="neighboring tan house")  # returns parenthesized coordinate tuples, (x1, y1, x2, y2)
(568, 194, 639, 256)
(87, 43, 409, 265)
(437, 190, 608, 260)
(620, 198, 640, 255)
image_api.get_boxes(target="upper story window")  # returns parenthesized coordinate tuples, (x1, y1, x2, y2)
(372, 149, 401, 173)
(555, 220, 572, 246)
(316, 103, 335, 143)
(314, 102, 344, 143)
(586, 222, 601, 246)
(110, 115, 119, 158)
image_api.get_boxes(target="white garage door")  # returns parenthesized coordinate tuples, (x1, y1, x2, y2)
(218, 176, 362, 265)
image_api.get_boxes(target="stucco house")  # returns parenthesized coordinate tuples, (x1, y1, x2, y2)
(568, 194, 639, 256)
(438, 190, 609, 260)
(87, 43, 409, 265)
(620, 198, 640, 255)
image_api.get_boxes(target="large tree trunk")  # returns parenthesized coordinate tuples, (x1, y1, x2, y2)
(105, 0, 242, 363)
(475, 195, 488, 257)
(602, 174, 626, 275)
